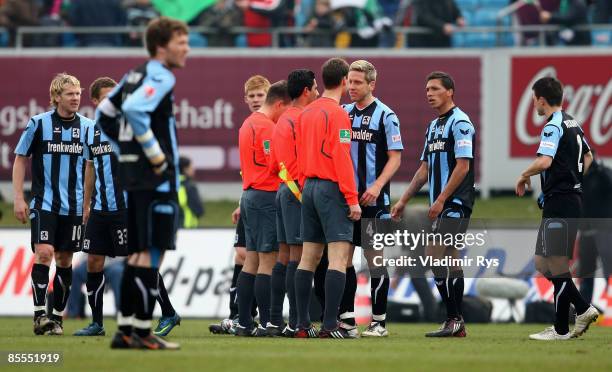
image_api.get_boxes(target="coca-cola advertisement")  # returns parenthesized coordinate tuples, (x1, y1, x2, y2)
(510, 56, 612, 157)
(0, 55, 481, 182)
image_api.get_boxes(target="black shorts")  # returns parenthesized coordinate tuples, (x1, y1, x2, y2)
(354, 205, 391, 247)
(127, 190, 179, 255)
(535, 193, 582, 258)
(83, 210, 128, 258)
(234, 217, 246, 248)
(29, 209, 83, 252)
(432, 202, 472, 237)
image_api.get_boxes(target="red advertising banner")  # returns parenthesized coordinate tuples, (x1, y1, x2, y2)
(511, 56, 612, 157)
(0, 55, 480, 182)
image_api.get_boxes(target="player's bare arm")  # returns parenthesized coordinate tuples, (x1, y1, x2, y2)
(12, 155, 29, 224)
(515, 155, 553, 196)
(83, 161, 95, 224)
(429, 158, 470, 220)
(360, 150, 401, 206)
(391, 161, 428, 220)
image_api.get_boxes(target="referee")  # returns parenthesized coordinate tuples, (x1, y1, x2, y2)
(515, 76, 599, 341)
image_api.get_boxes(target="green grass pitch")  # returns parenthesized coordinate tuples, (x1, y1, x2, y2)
(0, 318, 610, 371)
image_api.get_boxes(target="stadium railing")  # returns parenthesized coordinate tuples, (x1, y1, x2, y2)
(12, 24, 612, 49)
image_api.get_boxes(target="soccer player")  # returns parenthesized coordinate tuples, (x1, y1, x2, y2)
(13, 73, 94, 336)
(340, 60, 403, 337)
(294, 58, 361, 339)
(96, 16, 189, 350)
(234, 81, 290, 336)
(266, 69, 319, 337)
(72, 77, 127, 337)
(391, 71, 475, 338)
(515, 77, 599, 341)
(209, 75, 270, 334)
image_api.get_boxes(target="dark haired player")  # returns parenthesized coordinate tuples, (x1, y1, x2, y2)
(96, 16, 189, 350)
(294, 58, 361, 339)
(392, 71, 476, 338)
(74, 77, 127, 337)
(516, 76, 599, 341)
(266, 69, 319, 337)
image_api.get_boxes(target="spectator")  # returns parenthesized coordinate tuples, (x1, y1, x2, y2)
(123, 0, 159, 47)
(198, 0, 245, 47)
(0, 0, 41, 47)
(408, 0, 465, 48)
(539, 0, 591, 45)
(304, 0, 336, 47)
(178, 156, 204, 228)
(68, 0, 126, 47)
(245, 0, 288, 47)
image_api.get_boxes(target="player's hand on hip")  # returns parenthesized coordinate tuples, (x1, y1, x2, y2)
(360, 184, 381, 207)
(348, 204, 362, 221)
(428, 199, 444, 220)
(390, 201, 406, 221)
(515, 176, 531, 197)
(14, 198, 29, 224)
(231, 206, 240, 224)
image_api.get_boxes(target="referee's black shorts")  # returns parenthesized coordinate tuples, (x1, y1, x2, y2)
(535, 193, 582, 258)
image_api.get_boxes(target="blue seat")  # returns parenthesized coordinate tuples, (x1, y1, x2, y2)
(0, 31, 8, 47)
(189, 32, 207, 47)
(474, 8, 500, 26)
(479, 0, 508, 8)
(463, 32, 497, 47)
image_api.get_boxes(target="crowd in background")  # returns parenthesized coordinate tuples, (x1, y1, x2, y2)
(0, 0, 610, 48)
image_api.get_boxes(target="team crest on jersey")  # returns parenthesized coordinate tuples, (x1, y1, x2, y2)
(72, 128, 80, 138)
(40, 231, 48, 241)
(83, 239, 90, 250)
(362, 116, 371, 126)
(263, 140, 271, 154)
(339, 129, 351, 143)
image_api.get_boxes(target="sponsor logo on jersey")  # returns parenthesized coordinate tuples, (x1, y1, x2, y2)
(46, 141, 84, 155)
(428, 140, 446, 152)
(456, 139, 472, 148)
(539, 141, 556, 149)
(392, 134, 401, 143)
(351, 129, 373, 142)
(90, 143, 114, 156)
